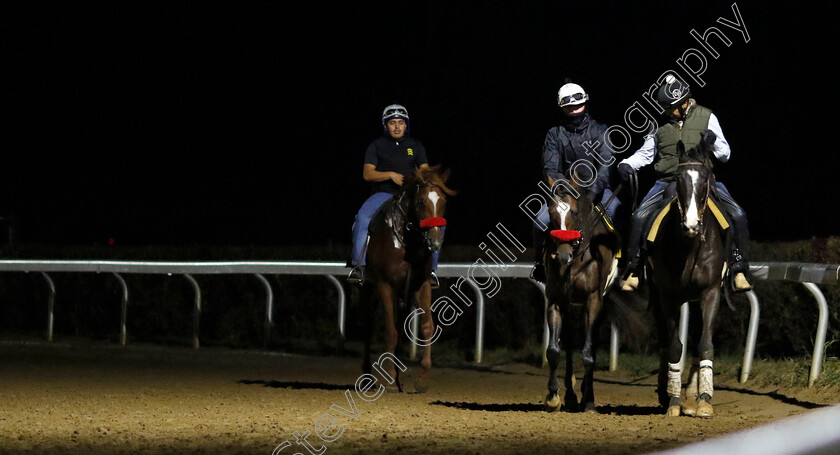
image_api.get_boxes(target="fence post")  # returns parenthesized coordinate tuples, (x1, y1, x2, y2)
(803, 283, 828, 387)
(254, 274, 273, 349)
(183, 274, 201, 349)
(41, 272, 56, 342)
(112, 273, 129, 346)
(740, 290, 760, 383)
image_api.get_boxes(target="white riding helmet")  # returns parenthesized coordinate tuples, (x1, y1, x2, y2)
(382, 104, 410, 126)
(557, 83, 589, 107)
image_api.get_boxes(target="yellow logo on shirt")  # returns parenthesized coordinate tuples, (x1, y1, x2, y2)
(407, 148, 414, 156)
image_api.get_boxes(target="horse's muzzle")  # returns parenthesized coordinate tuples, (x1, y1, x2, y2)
(424, 227, 444, 252)
(682, 221, 701, 238)
(549, 230, 581, 266)
(421, 218, 446, 252)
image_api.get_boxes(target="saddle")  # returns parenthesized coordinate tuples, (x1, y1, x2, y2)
(368, 196, 410, 247)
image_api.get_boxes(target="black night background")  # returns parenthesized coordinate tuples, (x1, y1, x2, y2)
(2, 2, 836, 248)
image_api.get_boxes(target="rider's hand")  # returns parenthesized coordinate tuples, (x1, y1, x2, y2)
(700, 129, 717, 148)
(390, 172, 404, 186)
(617, 163, 635, 181)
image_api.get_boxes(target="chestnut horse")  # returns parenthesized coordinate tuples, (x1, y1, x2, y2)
(543, 176, 621, 412)
(648, 134, 725, 417)
(360, 165, 455, 393)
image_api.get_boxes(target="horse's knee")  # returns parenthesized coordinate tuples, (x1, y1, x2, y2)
(581, 350, 595, 368)
(546, 345, 561, 364)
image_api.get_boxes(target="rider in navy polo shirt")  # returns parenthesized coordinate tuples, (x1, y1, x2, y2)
(347, 104, 436, 285)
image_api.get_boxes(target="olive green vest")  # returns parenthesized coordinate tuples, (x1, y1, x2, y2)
(654, 102, 712, 180)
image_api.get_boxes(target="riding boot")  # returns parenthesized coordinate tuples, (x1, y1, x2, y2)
(712, 182, 752, 292)
(620, 217, 646, 291)
(729, 248, 752, 292)
(347, 235, 370, 285)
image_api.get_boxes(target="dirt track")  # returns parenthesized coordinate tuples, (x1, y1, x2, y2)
(1, 340, 837, 455)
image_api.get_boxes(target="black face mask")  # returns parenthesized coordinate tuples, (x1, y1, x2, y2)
(562, 110, 587, 129)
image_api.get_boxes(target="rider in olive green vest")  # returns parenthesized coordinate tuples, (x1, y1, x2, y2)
(616, 75, 752, 292)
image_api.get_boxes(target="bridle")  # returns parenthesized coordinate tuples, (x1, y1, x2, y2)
(392, 182, 447, 247)
(675, 162, 711, 240)
(550, 181, 628, 261)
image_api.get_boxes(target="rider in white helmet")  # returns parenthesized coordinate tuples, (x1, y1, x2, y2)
(530, 81, 621, 282)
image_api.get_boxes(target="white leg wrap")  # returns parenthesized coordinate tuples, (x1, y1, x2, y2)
(667, 362, 682, 398)
(699, 360, 714, 398)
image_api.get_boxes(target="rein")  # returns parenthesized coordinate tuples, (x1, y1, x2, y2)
(561, 183, 624, 260)
(391, 182, 445, 247)
(675, 162, 711, 241)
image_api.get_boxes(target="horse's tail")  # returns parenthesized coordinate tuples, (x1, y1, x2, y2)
(603, 288, 651, 348)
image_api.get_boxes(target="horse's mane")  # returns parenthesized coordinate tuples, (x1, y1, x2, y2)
(407, 165, 457, 196)
(678, 131, 715, 169)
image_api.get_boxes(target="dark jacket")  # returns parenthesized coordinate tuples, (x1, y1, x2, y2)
(364, 134, 428, 195)
(542, 114, 613, 199)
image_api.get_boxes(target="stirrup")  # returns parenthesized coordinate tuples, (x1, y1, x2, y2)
(347, 266, 365, 285)
(732, 271, 752, 292)
(430, 272, 440, 289)
(621, 274, 640, 292)
(620, 257, 642, 291)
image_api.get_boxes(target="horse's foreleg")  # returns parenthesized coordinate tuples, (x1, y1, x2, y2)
(683, 304, 703, 417)
(651, 292, 672, 409)
(561, 305, 579, 412)
(414, 280, 433, 393)
(580, 292, 603, 413)
(696, 286, 720, 417)
(665, 316, 686, 416)
(653, 293, 683, 415)
(544, 301, 564, 412)
(377, 281, 402, 392)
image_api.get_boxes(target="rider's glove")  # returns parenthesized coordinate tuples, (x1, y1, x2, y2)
(700, 129, 717, 148)
(617, 163, 635, 181)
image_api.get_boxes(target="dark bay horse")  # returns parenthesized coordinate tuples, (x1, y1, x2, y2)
(360, 165, 455, 393)
(543, 176, 621, 412)
(648, 134, 725, 417)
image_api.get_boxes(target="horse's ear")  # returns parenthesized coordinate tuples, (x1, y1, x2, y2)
(677, 140, 688, 162)
(445, 169, 453, 184)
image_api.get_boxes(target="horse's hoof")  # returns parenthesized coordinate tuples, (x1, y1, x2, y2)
(582, 402, 597, 413)
(681, 401, 697, 417)
(564, 399, 580, 413)
(666, 405, 682, 417)
(695, 400, 714, 417)
(544, 393, 561, 412)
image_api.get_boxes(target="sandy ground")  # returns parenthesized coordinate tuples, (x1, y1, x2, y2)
(1, 340, 838, 455)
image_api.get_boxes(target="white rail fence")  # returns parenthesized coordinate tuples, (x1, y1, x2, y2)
(0, 260, 836, 385)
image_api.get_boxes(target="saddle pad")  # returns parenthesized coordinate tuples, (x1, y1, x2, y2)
(646, 197, 729, 243)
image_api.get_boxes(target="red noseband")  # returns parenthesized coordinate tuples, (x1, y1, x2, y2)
(550, 229, 581, 242)
(419, 217, 447, 229)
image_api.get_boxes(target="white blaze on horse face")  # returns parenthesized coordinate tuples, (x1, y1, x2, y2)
(427, 191, 440, 214)
(555, 201, 571, 230)
(685, 169, 700, 230)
